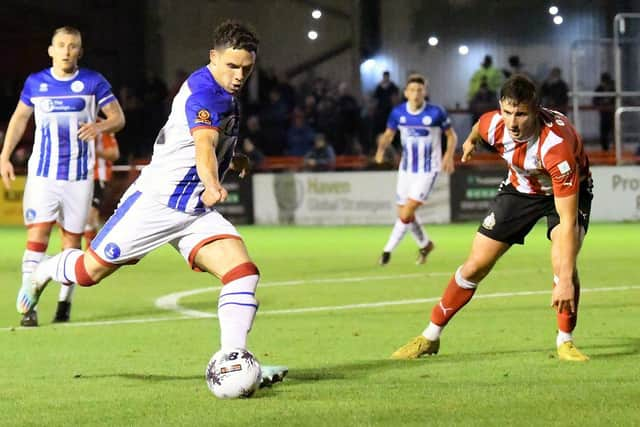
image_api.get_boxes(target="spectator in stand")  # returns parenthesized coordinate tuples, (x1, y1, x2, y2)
(239, 136, 265, 171)
(540, 67, 569, 115)
(593, 72, 615, 151)
(304, 133, 336, 171)
(502, 55, 527, 79)
(469, 76, 498, 123)
(468, 55, 503, 102)
(275, 70, 296, 114)
(359, 97, 378, 156)
(260, 87, 289, 155)
(335, 81, 362, 155)
(302, 94, 318, 129)
(373, 71, 399, 134)
(286, 107, 315, 156)
(243, 114, 266, 153)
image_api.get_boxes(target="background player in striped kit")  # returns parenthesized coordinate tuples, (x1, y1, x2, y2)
(392, 75, 593, 362)
(22, 20, 287, 385)
(1, 26, 125, 326)
(374, 74, 457, 266)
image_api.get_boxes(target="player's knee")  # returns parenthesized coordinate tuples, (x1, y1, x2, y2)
(221, 262, 260, 285)
(459, 261, 490, 284)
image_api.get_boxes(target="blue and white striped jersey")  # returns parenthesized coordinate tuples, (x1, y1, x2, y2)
(135, 66, 239, 214)
(20, 68, 116, 181)
(387, 102, 451, 173)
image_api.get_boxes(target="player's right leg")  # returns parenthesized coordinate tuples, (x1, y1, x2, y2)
(379, 172, 411, 265)
(391, 233, 510, 359)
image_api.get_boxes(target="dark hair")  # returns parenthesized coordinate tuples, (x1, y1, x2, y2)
(500, 74, 538, 107)
(406, 73, 427, 87)
(213, 20, 259, 53)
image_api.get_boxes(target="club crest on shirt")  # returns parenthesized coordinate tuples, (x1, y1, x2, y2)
(422, 116, 432, 125)
(195, 109, 212, 125)
(25, 209, 37, 221)
(482, 212, 496, 230)
(104, 242, 121, 260)
(71, 80, 85, 93)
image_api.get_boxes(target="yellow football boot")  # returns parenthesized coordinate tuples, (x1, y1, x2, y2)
(557, 341, 589, 361)
(391, 336, 440, 360)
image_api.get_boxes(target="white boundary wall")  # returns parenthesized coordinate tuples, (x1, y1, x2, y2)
(253, 171, 450, 225)
(591, 166, 640, 221)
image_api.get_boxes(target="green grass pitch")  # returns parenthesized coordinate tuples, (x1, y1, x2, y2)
(1, 223, 639, 426)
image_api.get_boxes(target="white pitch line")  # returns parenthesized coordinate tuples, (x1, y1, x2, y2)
(2, 285, 638, 331)
(154, 268, 544, 318)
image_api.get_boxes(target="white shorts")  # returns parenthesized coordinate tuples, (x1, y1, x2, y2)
(89, 185, 241, 269)
(396, 171, 439, 205)
(23, 176, 93, 234)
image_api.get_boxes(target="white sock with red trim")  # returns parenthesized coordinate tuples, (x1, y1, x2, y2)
(409, 216, 430, 248)
(218, 263, 260, 350)
(46, 249, 84, 285)
(383, 218, 411, 252)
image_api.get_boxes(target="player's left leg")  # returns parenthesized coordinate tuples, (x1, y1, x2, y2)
(550, 225, 588, 361)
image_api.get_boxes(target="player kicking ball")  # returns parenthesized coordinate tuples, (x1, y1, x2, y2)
(19, 20, 287, 385)
(392, 75, 592, 362)
(374, 74, 457, 266)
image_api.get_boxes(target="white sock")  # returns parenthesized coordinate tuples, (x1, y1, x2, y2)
(58, 283, 75, 302)
(22, 249, 45, 285)
(46, 249, 84, 285)
(218, 274, 259, 350)
(409, 217, 430, 248)
(556, 330, 573, 347)
(422, 322, 443, 341)
(383, 218, 410, 252)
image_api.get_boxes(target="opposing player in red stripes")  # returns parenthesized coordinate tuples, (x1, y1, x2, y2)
(392, 74, 593, 361)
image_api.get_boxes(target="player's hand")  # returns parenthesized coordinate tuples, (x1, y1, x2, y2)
(230, 153, 250, 178)
(551, 281, 576, 314)
(461, 138, 476, 163)
(201, 184, 228, 207)
(77, 122, 100, 141)
(442, 155, 455, 173)
(374, 150, 385, 164)
(0, 159, 15, 190)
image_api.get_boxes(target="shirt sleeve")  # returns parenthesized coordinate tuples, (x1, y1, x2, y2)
(386, 107, 399, 130)
(94, 73, 116, 107)
(185, 91, 225, 134)
(543, 137, 580, 197)
(477, 111, 499, 144)
(438, 106, 452, 131)
(19, 75, 35, 107)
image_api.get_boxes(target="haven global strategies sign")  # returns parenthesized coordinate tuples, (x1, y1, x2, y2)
(253, 171, 450, 225)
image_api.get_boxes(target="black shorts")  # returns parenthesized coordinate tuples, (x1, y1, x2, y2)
(91, 180, 106, 208)
(477, 179, 593, 245)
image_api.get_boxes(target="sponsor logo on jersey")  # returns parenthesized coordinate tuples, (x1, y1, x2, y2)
(71, 80, 85, 93)
(557, 160, 571, 175)
(25, 209, 37, 221)
(38, 97, 87, 113)
(104, 242, 121, 260)
(39, 83, 48, 92)
(482, 212, 496, 230)
(195, 109, 212, 125)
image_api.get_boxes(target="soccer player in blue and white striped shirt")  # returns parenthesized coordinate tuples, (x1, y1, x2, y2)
(375, 74, 457, 266)
(1, 26, 125, 326)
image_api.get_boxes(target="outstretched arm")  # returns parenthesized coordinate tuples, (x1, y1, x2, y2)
(78, 99, 126, 142)
(374, 128, 397, 163)
(461, 121, 483, 163)
(442, 127, 458, 173)
(0, 101, 33, 189)
(551, 193, 579, 313)
(194, 128, 227, 207)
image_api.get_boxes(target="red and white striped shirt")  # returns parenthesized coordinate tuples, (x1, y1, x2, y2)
(93, 132, 118, 182)
(478, 108, 590, 197)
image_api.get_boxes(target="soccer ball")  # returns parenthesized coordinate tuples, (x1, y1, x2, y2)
(205, 348, 262, 399)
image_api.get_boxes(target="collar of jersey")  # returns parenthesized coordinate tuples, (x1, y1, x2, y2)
(405, 102, 426, 116)
(49, 67, 80, 82)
